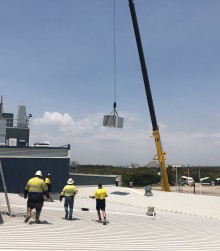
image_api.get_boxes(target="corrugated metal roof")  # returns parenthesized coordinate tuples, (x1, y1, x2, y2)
(1, 186, 220, 251)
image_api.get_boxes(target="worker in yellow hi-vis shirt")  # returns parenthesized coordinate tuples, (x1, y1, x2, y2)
(90, 183, 108, 225)
(24, 170, 49, 224)
(60, 178, 78, 220)
(45, 173, 54, 202)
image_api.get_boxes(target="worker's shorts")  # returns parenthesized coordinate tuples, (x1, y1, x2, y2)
(96, 199, 106, 211)
(47, 184, 52, 193)
(27, 201, 43, 213)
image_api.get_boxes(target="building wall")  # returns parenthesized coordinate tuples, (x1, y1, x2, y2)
(6, 127, 30, 147)
(0, 158, 69, 193)
(2, 113, 13, 127)
(70, 173, 122, 186)
(0, 119, 6, 145)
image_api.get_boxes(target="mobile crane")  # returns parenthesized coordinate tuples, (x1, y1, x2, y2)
(128, 0, 170, 191)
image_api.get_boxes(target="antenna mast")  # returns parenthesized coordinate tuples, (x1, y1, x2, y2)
(0, 95, 3, 117)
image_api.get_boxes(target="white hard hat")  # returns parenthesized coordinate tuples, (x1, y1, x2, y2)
(67, 178, 74, 184)
(35, 170, 42, 177)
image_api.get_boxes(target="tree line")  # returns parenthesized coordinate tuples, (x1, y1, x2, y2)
(70, 164, 220, 187)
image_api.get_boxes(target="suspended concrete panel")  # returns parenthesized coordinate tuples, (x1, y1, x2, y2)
(103, 115, 124, 128)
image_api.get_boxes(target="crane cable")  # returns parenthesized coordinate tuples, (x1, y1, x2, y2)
(113, 0, 116, 105)
(113, 0, 118, 116)
(103, 0, 120, 127)
(103, 0, 124, 128)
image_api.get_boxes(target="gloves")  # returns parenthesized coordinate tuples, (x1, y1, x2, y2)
(59, 195, 63, 202)
(24, 190, 28, 199)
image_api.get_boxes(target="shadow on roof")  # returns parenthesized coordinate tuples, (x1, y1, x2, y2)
(0, 213, 3, 224)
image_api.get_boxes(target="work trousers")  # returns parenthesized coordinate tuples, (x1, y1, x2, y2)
(64, 196, 74, 218)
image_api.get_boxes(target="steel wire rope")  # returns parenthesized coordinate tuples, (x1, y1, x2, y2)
(103, 0, 120, 127)
(113, 0, 117, 106)
(112, 0, 119, 118)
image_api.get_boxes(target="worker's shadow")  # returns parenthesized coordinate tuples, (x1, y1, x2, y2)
(29, 220, 52, 225)
(62, 217, 81, 221)
(0, 213, 3, 224)
(72, 217, 80, 221)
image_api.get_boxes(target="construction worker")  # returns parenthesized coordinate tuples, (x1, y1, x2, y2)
(45, 173, 54, 202)
(24, 170, 49, 224)
(60, 178, 78, 220)
(90, 183, 108, 225)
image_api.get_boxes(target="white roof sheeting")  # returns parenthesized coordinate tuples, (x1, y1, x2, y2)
(0, 145, 70, 158)
(1, 186, 220, 251)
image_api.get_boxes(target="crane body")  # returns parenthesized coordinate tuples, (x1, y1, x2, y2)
(128, 0, 170, 191)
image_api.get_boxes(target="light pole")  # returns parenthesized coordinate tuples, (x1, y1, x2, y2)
(199, 167, 201, 195)
(174, 165, 178, 192)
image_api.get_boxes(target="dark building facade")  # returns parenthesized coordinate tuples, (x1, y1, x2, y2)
(5, 127, 30, 147)
(0, 145, 70, 193)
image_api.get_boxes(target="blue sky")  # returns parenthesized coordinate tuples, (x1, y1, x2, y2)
(1, 0, 220, 166)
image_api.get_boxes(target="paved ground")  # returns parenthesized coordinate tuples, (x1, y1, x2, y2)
(153, 183, 220, 196)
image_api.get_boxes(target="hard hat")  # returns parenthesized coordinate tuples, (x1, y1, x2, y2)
(47, 173, 51, 176)
(35, 170, 42, 177)
(67, 178, 74, 184)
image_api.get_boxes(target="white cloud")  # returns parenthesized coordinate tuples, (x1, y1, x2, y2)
(30, 111, 154, 165)
(33, 112, 73, 125)
(29, 111, 220, 166)
(160, 128, 220, 166)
